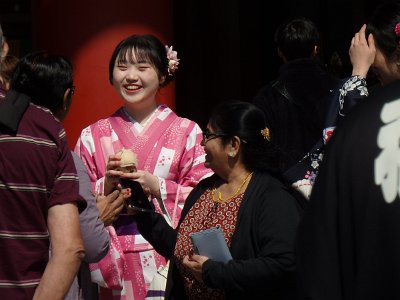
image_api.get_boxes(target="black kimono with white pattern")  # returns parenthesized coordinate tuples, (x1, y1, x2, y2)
(296, 80, 400, 300)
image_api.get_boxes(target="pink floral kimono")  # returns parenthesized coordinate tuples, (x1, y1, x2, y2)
(74, 105, 212, 300)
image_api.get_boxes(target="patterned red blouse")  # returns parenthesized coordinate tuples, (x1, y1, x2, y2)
(174, 189, 243, 300)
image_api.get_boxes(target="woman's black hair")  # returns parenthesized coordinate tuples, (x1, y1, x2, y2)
(366, 2, 400, 59)
(10, 51, 73, 112)
(108, 34, 174, 87)
(208, 100, 279, 174)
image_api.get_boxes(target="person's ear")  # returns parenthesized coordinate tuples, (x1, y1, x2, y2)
(228, 136, 241, 158)
(159, 75, 166, 86)
(312, 45, 318, 57)
(395, 50, 400, 70)
(277, 48, 286, 62)
(62, 88, 72, 110)
(52, 88, 72, 121)
(1, 40, 9, 58)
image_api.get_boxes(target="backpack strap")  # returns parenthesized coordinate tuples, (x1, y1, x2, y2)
(271, 80, 298, 105)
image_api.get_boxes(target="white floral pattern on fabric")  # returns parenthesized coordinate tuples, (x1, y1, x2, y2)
(286, 148, 323, 200)
(285, 75, 370, 200)
(339, 76, 368, 116)
(74, 105, 212, 300)
(292, 179, 313, 200)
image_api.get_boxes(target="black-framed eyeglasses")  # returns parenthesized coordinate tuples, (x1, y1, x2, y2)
(201, 131, 226, 144)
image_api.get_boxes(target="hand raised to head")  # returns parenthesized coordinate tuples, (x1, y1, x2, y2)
(350, 24, 376, 77)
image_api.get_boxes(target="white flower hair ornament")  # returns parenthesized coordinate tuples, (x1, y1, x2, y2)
(165, 45, 180, 76)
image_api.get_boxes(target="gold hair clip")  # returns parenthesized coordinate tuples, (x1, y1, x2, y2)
(260, 127, 270, 141)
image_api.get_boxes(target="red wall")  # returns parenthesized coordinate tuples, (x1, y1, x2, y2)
(31, 0, 174, 148)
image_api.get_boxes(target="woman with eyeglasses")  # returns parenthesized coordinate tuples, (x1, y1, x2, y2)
(133, 100, 304, 300)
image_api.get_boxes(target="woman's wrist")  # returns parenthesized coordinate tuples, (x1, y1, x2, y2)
(351, 68, 368, 78)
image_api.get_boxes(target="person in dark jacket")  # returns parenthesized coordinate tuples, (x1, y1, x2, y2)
(131, 100, 303, 299)
(296, 80, 400, 300)
(253, 18, 340, 195)
(296, 3, 400, 299)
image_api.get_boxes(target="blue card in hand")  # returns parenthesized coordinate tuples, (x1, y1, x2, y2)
(189, 227, 232, 263)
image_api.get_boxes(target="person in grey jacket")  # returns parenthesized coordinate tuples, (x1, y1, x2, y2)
(45, 58, 129, 300)
(67, 152, 130, 300)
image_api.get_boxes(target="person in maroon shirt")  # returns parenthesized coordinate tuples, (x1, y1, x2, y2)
(0, 51, 86, 299)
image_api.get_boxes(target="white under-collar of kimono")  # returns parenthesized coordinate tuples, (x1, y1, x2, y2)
(122, 106, 158, 132)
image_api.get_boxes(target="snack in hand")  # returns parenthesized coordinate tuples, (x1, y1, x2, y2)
(116, 148, 138, 173)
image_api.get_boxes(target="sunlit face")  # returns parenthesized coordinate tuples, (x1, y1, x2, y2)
(112, 51, 161, 106)
(201, 125, 229, 172)
(371, 46, 400, 86)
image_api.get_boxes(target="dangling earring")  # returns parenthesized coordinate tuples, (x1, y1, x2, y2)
(229, 152, 235, 158)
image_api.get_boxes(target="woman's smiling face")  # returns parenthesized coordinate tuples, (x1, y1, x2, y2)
(201, 125, 230, 173)
(112, 51, 161, 106)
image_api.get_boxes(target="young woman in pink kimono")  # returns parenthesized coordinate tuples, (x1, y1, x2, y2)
(74, 34, 212, 300)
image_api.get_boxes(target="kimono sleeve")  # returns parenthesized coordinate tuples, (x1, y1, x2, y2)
(158, 122, 212, 227)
